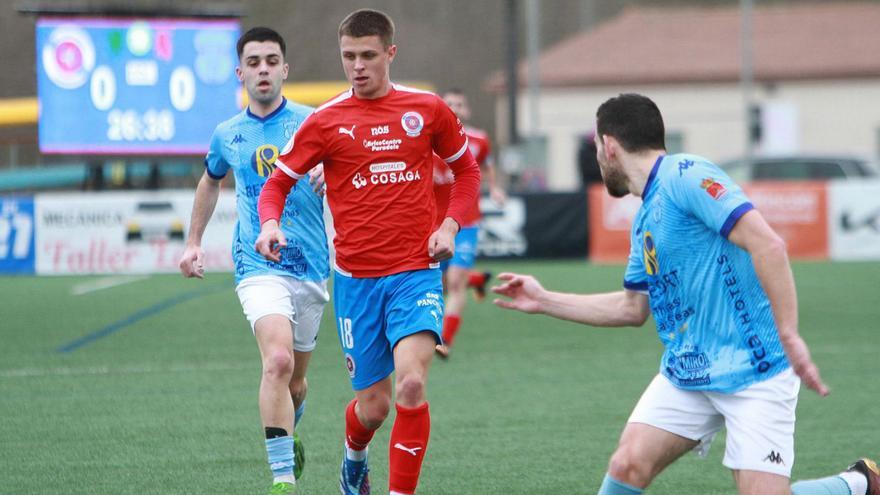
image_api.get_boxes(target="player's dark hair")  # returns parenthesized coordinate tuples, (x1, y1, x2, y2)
(338, 9, 395, 48)
(237, 27, 286, 59)
(596, 93, 666, 153)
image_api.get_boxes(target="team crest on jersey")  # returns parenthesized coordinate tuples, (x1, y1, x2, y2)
(700, 178, 728, 199)
(643, 231, 659, 276)
(252, 144, 279, 178)
(283, 121, 295, 139)
(401, 111, 424, 137)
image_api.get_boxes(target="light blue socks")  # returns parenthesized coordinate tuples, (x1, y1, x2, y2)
(598, 473, 643, 495)
(266, 435, 295, 481)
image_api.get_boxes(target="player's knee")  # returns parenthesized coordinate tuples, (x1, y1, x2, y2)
(289, 377, 307, 404)
(395, 373, 426, 406)
(262, 349, 294, 381)
(607, 448, 651, 487)
(359, 396, 391, 427)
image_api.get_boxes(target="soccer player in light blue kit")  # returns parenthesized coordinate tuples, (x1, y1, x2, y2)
(178, 27, 329, 495)
(493, 94, 878, 495)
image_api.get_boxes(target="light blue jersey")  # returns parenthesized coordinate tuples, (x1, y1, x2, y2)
(623, 154, 790, 393)
(206, 98, 329, 285)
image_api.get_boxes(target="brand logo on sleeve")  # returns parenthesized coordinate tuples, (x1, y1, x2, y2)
(678, 159, 694, 176)
(401, 111, 424, 137)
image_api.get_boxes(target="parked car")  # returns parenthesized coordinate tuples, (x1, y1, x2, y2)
(125, 201, 185, 242)
(719, 154, 878, 182)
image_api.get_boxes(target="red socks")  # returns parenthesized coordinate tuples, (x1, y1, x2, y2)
(344, 399, 376, 450)
(467, 271, 487, 287)
(441, 314, 462, 347)
(388, 402, 430, 495)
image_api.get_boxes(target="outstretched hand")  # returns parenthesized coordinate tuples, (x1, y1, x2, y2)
(491, 272, 546, 314)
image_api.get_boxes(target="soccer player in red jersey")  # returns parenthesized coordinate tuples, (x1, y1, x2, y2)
(432, 89, 506, 359)
(255, 9, 480, 495)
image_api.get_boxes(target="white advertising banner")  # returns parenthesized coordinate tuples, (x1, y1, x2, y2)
(34, 190, 238, 275)
(829, 180, 880, 261)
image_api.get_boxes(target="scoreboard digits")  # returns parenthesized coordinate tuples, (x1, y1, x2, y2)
(37, 17, 240, 154)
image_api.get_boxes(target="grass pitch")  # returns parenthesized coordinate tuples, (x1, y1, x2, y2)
(1, 260, 877, 494)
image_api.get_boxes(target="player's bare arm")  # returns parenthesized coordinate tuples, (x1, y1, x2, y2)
(179, 171, 222, 278)
(428, 217, 460, 261)
(493, 272, 650, 327)
(728, 209, 830, 396)
(482, 163, 506, 206)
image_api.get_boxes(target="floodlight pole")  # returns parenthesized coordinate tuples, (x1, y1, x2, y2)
(525, 0, 541, 136)
(740, 0, 755, 167)
(505, 0, 520, 145)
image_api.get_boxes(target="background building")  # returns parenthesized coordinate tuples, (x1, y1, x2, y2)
(489, 2, 880, 191)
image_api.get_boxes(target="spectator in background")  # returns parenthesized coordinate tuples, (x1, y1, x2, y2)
(578, 130, 603, 187)
(433, 88, 506, 360)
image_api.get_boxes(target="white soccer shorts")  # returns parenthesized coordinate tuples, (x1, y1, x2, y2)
(627, 368, 800, 477)
(235, 275, 329, 352)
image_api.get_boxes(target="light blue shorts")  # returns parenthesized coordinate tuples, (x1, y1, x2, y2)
(333, 268, 443, 390)
(440, 225, 479, 271)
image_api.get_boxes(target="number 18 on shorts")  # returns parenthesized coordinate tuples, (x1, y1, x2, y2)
(333, 268, 444, 391)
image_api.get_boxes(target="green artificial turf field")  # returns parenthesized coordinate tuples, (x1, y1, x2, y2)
(1, 260, 877, 494)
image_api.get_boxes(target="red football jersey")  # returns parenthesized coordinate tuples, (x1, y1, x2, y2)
(271, 84, 479, 278)
(433, 126, 492, 227)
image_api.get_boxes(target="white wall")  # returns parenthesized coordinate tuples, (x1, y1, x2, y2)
(501, 79, 880, 191)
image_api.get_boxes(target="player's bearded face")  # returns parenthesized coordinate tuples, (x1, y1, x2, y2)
(595, 135, 629, 198)
(340, 35, 396, 99)
(238, 41, 288, 105)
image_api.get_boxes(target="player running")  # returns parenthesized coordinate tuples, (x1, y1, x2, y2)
(493, 93, 876, 495)
(432, 88, 506, 360)
(255, 9, 480, 495)
(178, 27, 329, 495)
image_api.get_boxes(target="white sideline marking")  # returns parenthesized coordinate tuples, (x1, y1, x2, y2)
(0, 362, 255, 378)
(71, 275, 151, 296)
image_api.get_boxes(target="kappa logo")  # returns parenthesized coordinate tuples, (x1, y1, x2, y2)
(231, 134, 246, 144)
(678, 159, 694, 176)
(338, 125, 356, 140)
(393, 443, 422, 456)
(763, 450, 785, 465)
(352, 173, 368, 190)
